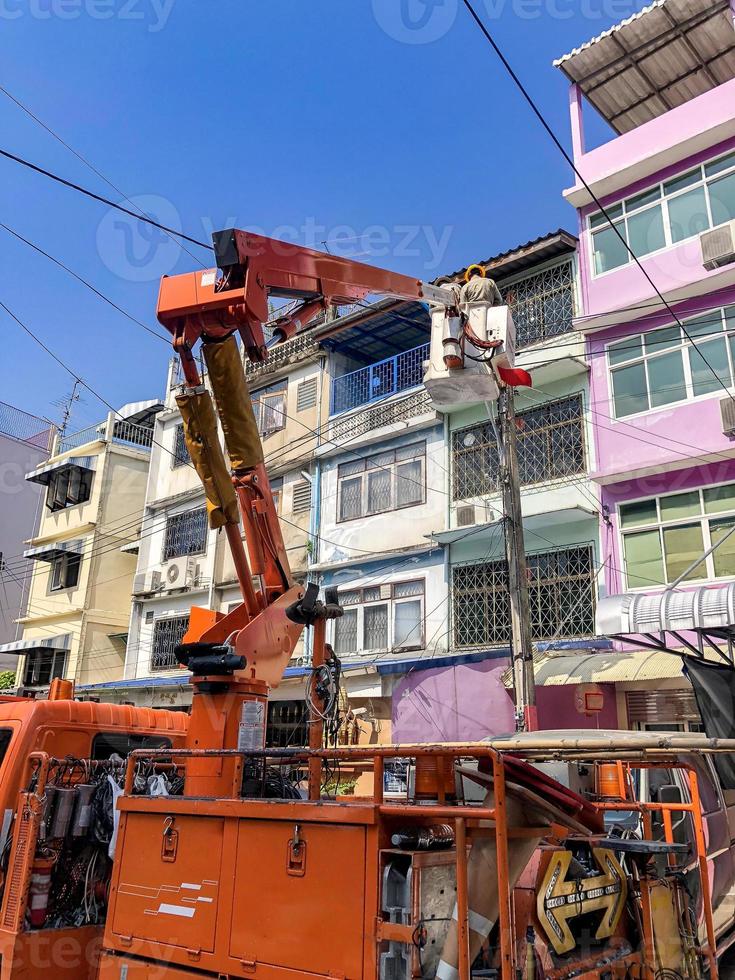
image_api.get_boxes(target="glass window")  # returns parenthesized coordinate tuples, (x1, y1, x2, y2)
(644, 325, 681, 353)
(620, 499, 658, 528)
(623, 530, 665, 588)
(590, 205, 623, 227)
(609, 335, 642, 365)
(151, 616, 189, 672)
(50, 553, 81, 592)
(172, 424, 190, 468)
(332, 580, 425, 655)
(364, 604, 389, 650)
(711, 518, 735, 578)
(627, 206, 665, 255)
(394, 599, 423, 648)
(659, 491, 700, 521)
(163, 508, 207, 560)
(627, 187, 662, 210)
(612, 362, 649, 417)
(337, 443, 426, 521)
(664, 169, 701, 196)
(253, 382, 287, 437)
(685, 310, 724, 339)
(334, 609, 358, 655)
(668, 186, 709, 244)
(662, 523, 706, 582)
(396, 459, 423, 507)
(23, 650, 66, 688)
(46, 466, 92, 512)
(338, 477, 362, 521)
(688, 336, 730, 397)
(366, 469, 391, 514)
(593, 223, 628, 274)
(709, 172, 735, 227)
(704, 485, 735, 514)
(647, 351, 686, 408)
(705, 153, 735, 179)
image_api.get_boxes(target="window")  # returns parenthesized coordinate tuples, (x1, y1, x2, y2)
(292, 480, 312, 514)
(501, 260, 575, 349)
(452, 396, 585, 499)
(271, 476, 283, 514)
(253, 381, 287, 437)
(332, 580, 425, 655)
(46, 465, 93, 512)
(49, 553, 81, 591)
(0, 730, 13, 774)
(266, 701, 308, 748)
(151, 615, 190, 671)
(163, 508, 208, 560)
(92, 732, 172, 760)
(608, 306, 735, 418)
(620, 484, 735, 588)
(172, 424, 191, 468)
(23, 649, 67, 688)
(337, 443, 425, 522)
(453, 545, 596, 648)
(590, 151, 735, 275)
(296, 377, 318, 412)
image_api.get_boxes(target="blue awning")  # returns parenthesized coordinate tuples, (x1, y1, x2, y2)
(25, 455, 96, 486)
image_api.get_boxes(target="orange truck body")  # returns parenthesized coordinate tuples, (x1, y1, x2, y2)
(0, 696, 188, 980)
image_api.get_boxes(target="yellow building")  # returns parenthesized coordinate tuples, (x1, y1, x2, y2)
(0, 403, 161, 694)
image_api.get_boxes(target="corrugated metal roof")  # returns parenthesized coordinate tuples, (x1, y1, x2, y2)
(440, 230, 577, 286)
(554, 0, 735, 135)
(532, 650, 686, 686)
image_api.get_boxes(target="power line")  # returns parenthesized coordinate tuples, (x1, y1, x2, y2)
(459, 0, 735, 409)
(0, 146, 212, 251)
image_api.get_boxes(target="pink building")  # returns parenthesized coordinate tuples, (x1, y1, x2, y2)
(554, 0, 735, 730)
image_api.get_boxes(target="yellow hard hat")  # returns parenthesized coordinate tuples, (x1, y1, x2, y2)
(464, 263, 486, 282)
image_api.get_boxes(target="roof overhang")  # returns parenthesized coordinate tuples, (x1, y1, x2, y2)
(441, 230, 578, 285)
(554, 0, 735, 136)
(431, 505, 597, 546)
(508, 649, 691, 688)
(116, 399, 164, 426)
(22, 539, 84, 563)
(0, 634, 71, 657)
(25, 455, 96, 486)
(597, 585, 735, 657)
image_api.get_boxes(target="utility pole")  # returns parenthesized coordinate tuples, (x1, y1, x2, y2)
(498, 386, 537, 732)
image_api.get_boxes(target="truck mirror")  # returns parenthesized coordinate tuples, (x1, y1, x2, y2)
(658, 783, 683, 806)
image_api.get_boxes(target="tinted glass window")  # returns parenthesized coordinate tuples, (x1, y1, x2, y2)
(92, 732, 172, 760)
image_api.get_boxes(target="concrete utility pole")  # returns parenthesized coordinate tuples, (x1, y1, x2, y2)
(498, 387, 537, 732)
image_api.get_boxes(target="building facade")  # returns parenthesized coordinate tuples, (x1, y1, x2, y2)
(554, 0, 735, 730)
(0, 403, 54, 664)
(0, 404, 160, 694)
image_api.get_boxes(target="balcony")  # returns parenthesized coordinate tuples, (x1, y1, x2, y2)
(331, 343, 429, 416)
(56, 416, 154, 455)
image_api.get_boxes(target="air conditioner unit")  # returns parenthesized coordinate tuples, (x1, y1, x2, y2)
(132, 570, 162, 595)
(162, 556, 200, 591)
(701, 221, 735, 271)
(721, 396, 735, 436)
(455, 501, 497, 528)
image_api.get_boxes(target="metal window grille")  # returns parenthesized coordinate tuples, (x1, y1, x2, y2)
(172, 424, 191, 468)
(296, 377, 318, 411)
(331, 389, 434, 442)
(334, 608, 358, 655)
(292, 481, 312, 513)
(331, 343, 430, 415)
(23, 650, 67, 687)
(163, 508, 208, 561)
(267, 700, 308, 748)
(452, 544, 596, 648)
(364, 604, 389, 650)
(245, 336, 320, 381)
(501, 260, 575, 349)
(451, 394, 585, 500)
(151, 615, 190, 671)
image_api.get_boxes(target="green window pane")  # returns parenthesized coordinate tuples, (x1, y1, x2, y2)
(624, 529, 665, 588)
(626, 187, 662, 210)
(608, 335, 642, 365)
(590, 205, 623, 229)
(703, 484, 735, 514)
(684, 310, 724, 339)
(647, 350, 686, 407)
(644, 325, 681, 353)
(620, 499, 658, 528)
(612, 362, 649, 417)
(709, 172, 735, 227)
(664, 169, 702, 196)
(627, 205, 666, 256)
(593, 223, 629, 274)
(688, 336, 731, 397)
(705, 153, 735, 178)
(668, 186, 709, 243)
(659, 491, 700, 521)
(662, 523, 705, 583)
(726, 306, 735, 330)
(711, 518, 735, 578)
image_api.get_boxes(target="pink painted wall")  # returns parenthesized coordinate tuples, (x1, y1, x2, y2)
(391, 660, 618, 742)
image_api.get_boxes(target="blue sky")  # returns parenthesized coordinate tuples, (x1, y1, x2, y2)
(0, 0, 637, 427)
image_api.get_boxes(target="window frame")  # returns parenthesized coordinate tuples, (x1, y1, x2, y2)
(331, 579, 426, 655)
(150, 615, 190, 672)
(49, 552, 82, 592)
(336, 442, 427, 523)
(162, 507, 208, 562)
(45, 465, 93, 512)
(619, 481, 735, 590)
(589, 149, 735, 278)
(253, 381, 287, 438)
(22, 649, 67, 688)
(172, 423, 191, 468)
(606, 306, 735, 420)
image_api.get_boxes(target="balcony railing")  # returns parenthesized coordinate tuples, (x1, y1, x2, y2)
(331, 342, 429, 415)
(57, 417, 154, 455)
